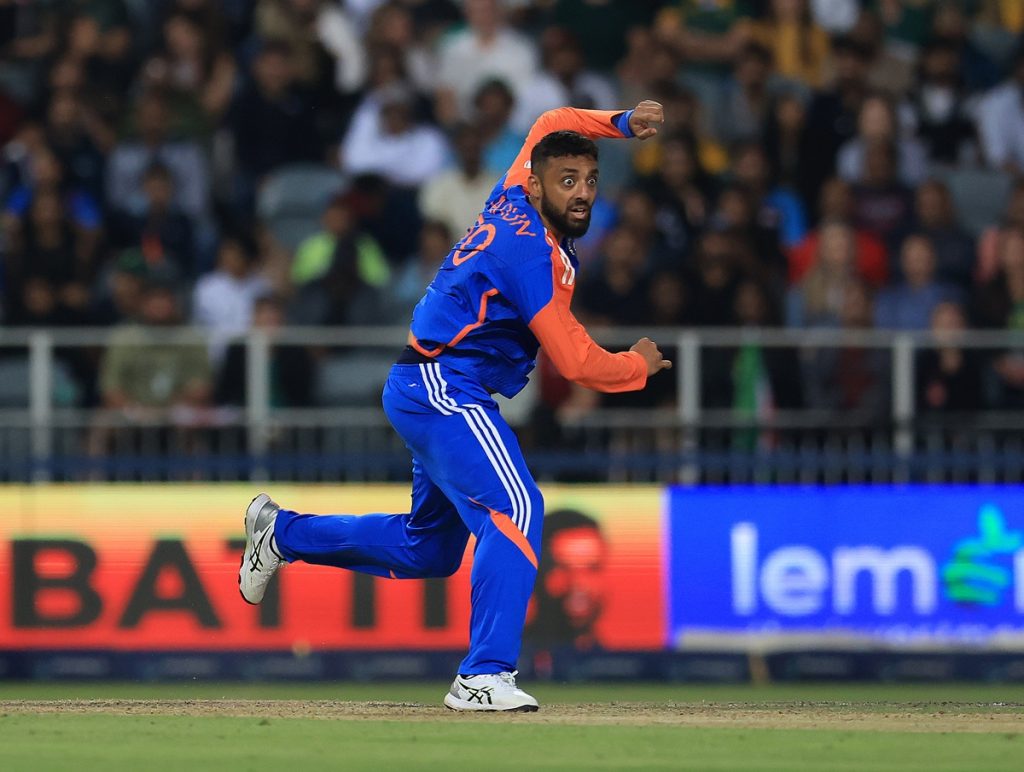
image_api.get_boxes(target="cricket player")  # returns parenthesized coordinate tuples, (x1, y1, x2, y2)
(240, 101, 671, 711)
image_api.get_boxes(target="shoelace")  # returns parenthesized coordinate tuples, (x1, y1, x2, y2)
(498, 671, 518, 689)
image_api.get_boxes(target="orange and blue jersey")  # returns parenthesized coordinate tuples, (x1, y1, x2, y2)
(406, 107, 649, 398)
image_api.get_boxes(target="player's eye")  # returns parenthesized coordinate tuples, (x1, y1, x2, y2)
(587, 176, 598, 186)
(562, 177, 575, 187)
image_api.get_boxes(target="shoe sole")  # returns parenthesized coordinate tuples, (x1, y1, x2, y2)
(238, 493, 272, 606)
(443, 693, 539, 712)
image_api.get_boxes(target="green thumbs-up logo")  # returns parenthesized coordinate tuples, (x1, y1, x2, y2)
(942, 505, 1024, 606)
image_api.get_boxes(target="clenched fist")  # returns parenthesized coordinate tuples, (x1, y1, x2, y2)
(628, 100, 664, 140)
(631, 337, 672, 377)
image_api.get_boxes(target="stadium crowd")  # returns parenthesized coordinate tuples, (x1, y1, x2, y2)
(2, 0, 1024, 427)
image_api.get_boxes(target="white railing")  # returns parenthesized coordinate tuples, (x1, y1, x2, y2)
(2, 325, 1024, 482)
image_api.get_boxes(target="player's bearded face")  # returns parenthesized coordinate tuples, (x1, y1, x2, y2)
(540, 188, 592, 238)
(535, 156, 598, 238)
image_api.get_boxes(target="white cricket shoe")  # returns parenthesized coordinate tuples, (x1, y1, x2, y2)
(238, 493, 284, 604)
(443, 671, 539, 712)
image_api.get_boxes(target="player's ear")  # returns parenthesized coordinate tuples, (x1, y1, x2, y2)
(527, 173, 543, 200)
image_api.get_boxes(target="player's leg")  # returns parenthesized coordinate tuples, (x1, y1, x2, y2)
(404, 362, 543, 710)
(239, 365, 472, 604)
(271, 458, 470, 579)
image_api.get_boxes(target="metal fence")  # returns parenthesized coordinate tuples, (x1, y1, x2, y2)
(2, 325, 1024, 484)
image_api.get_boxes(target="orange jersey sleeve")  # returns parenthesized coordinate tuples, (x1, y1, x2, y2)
(504, 107, 631, 190)
(527, 237, 648, 394)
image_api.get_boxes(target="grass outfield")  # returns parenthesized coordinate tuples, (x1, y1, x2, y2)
(1, 683, 1022, 771)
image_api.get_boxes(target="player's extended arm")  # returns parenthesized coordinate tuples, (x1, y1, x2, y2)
(526, 248, 669, 393)
(529, 294, 647, 393)
(504, 102, 661, 189)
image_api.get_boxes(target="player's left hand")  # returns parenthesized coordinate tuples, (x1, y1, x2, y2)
(629, 100, 663, 140)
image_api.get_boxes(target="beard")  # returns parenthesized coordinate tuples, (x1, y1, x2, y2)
(540, 192, 592, 238)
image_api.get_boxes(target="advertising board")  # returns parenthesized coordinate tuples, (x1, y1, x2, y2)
(0, 485, 664, 653)
(669, 487, 1024, 649)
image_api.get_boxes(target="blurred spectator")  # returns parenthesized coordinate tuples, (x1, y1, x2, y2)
(474, 79, 527, 177)
(976, 180, 1024, 283)
(614, 187, 673, 270)
(909, 38, 977, 165)
(576, 227, 651, 327)
(91, 250, 148, 326)
(915, 301, 983, 414)
(788, 179, 888, 286)
(539, 26, 617, 111)
(55, 4, 134, 103)
(291, 194, 390, 290)
(3, 185, 98, 323)
(110, 162, 197, 280)
(972, 227, 1024, 407)
(731, 141, 808, 250)
(686, 229, 743, 327)
(289, 193, 388, 326)
(340, 84, 448, 187)
(192, 236, 272, 363)
(419, 122, 494, 239)
(874, 234, 961, 330)
(711, 184, 786, 281)
(96, 279, 212, 412)
(802, 279, 889, 420)
(654, 0, 753, 76)
(648, 270, 690, 326)
(256, 0, 365, 93)
(798, 35, 871, 209)
(914, 179, 975, 287)
(546, 0, 660, 71)
(214, 293, 315, 408)
(930, 0, 1001, 93)
(229, 40, 322, 189)
(747, 0, 830, 88)
(787, 220, 860, 327)
(761, 90, 808, 196)
(4, 145, 102, 234)
(367, 2, 435, 93)
(515, 27, 618, 133)
(838, 94, 929, 188)
(385, 219, 452, 324)
(139, 9, 237, 130)
(107, 91, 211, 226)
(718, 42, 777, 145)
(639, 132, 713, 254)
(851, 140, 915, 249)
(617, 30, 681, 107)
(976, 45, 1024, 175)
(703, 279, 803, 433)
(44, 89, 112, 204)
(435, 0, 538, 125)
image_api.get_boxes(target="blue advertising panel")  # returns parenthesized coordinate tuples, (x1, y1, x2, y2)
(668, 487, 1024, 649)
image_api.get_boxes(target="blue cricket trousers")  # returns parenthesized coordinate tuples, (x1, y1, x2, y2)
(272, 361, 544, 675)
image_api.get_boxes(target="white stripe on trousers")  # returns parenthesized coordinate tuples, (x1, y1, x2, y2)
(430, 364, 532, 535)
(417, 363, 531, 534)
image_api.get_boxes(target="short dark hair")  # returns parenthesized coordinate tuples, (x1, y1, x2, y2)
(530, 130, 598, 174)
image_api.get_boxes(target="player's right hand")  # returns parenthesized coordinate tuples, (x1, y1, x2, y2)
(631, 337, 672, 377)
(629, 100, 664, 140)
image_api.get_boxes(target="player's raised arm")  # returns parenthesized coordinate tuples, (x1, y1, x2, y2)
(504, 101, 663, 190)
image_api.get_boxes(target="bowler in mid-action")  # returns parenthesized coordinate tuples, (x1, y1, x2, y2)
(239, 101, 671, 711)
